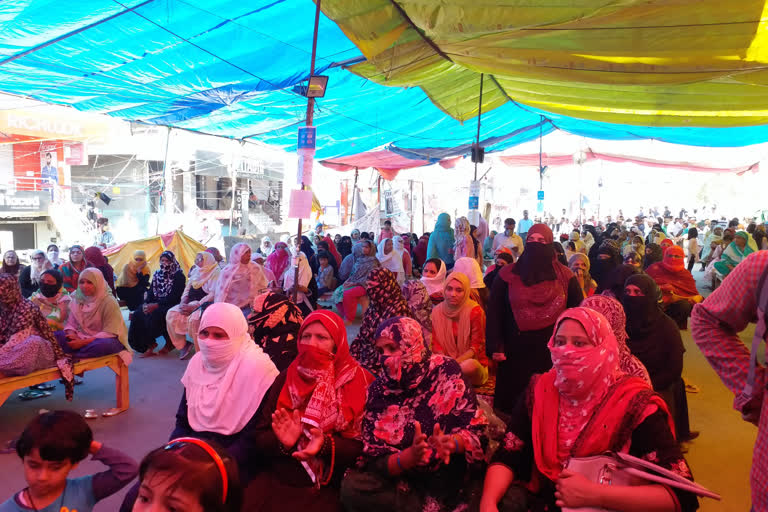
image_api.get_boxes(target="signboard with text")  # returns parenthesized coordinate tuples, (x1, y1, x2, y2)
(64, 142, 88, 166)
(0, 191, 50, 213)
(0, 109, 111, 141)
(297, 148, 314, 186)
(298, 126, 316, 150)
(469, 180, 480, 210)
(288, 189, 313, 219)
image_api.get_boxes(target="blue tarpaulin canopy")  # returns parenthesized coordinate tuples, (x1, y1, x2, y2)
(1, 0, 767, 160)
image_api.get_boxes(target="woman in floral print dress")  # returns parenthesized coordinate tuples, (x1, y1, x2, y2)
(342, 316, 488, 512)
(349, 267, 414, 375)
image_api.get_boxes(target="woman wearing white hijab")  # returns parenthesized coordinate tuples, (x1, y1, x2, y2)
(376, 238, 404, 284)
(420, 257, 447, 305)
(174, 302, 279, 479)
(187, 243, 268, 351)
(166, 251, 221, 360)
(260, 236, 274, 257)
(46, 244, 64, 268)
(19, 249, 53, 298)
(393, 235, 412, 279)
(54, 268, 129, 360)
(282, 251, 315, 316)
(215, 243, 268, 311)
(451, 256, 488, 309)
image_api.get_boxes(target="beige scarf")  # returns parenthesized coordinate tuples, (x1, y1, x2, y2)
(116, 250, 149, 288)
(430, 272, 478, 358)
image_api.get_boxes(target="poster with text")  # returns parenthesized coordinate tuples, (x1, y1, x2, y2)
(39, 142, 59, 188)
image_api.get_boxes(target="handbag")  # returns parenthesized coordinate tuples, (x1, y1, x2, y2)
(562, 451, 720, 512)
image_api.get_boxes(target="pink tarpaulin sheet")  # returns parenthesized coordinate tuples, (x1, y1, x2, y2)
(320, 150, 431, 180)
(499, 151, 760, 175)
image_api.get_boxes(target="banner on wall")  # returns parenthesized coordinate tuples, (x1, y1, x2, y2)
(64, 142, 88, 166)
(39, 142, 59, 189)
(0, 190, 50, 213)
(0, 108, 111, 140)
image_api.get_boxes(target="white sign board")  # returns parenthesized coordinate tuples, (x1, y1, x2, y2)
(297, 148, 314, 186)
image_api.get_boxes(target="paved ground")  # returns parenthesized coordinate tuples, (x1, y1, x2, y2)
(0, 283, 757, 511)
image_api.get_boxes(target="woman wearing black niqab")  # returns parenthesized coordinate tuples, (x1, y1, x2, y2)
(591, 242, 621, 289)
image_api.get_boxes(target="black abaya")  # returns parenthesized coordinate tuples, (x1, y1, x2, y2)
(485, 274, 583, 415)
(128, 270, 185, 352)
(116, 272, 150, 311)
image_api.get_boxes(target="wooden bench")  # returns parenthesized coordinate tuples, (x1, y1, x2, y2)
(712, 273, 722, 291)
(0, 354, 129, 412)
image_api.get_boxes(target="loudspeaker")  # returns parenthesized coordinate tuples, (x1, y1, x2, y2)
(471, 143, 485, 163)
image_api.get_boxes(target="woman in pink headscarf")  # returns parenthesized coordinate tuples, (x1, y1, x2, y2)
(265, 242, 291, 289)
(480, 307, 699, 512)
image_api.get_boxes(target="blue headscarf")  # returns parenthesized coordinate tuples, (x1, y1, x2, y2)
(426, 213, 455, 268)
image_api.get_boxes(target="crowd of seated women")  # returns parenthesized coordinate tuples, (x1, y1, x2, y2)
(110, 286, 702, 512)
(5, 219, 741, 511)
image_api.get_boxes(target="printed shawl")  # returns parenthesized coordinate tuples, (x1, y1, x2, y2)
(350, 267, 413, 374)
(0, 273, 74, 399)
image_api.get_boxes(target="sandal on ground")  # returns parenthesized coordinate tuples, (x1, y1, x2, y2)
(1, 439, 18, 455)
(30, 382, 56, 391)
(140, 343, 158, 358)
(683, 378, 701, 393)
(178, 343, 194, 360)
(18, 390, 51, 401)
(84, 409, 99, 419)
(102, 408, 125, 417)
(681, 431, 700, 442)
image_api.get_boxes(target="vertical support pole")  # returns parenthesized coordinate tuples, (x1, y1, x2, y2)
(474, 74, 483, 182)
(409, 179, 414, 235)
(421, 181, 425, 235)
(163, 126, 173, 216)
(156, 127, 171, 234)
(350, 167, 358, 224)
(468, 74, 484, 225)
(293, 0, 322, 303)
(539, 118, 544, 191)
(228, 143, 236, 237)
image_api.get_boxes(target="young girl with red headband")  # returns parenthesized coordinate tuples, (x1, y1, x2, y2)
(133, 438, 242, 512)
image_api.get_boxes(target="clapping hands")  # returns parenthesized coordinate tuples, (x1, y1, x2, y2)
(272, 408, 302, 451)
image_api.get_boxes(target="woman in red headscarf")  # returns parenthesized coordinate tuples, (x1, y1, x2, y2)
(412, 234, 430, 272)
(646, 245, 703, 329)
(245, 310, 374, 511)
(486, 224, 584, 415)
(84, 246, 116, 295)
(323, 235, 343, 267)
(480, 308, 699, 512)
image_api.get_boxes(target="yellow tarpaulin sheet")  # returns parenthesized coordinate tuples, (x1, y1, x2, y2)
(321, 0, 768, 127)
(103, 230, 207, 277)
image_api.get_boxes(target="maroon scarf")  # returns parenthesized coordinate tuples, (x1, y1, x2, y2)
(499, 261, 573, 331)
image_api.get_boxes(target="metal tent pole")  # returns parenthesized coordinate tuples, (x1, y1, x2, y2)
(349, 167, 358, 224)
(409, 179, 414, 234)
(474, 74, 483, 181)
(156, 126, 171, 234)
(292, 0, 322, 303)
